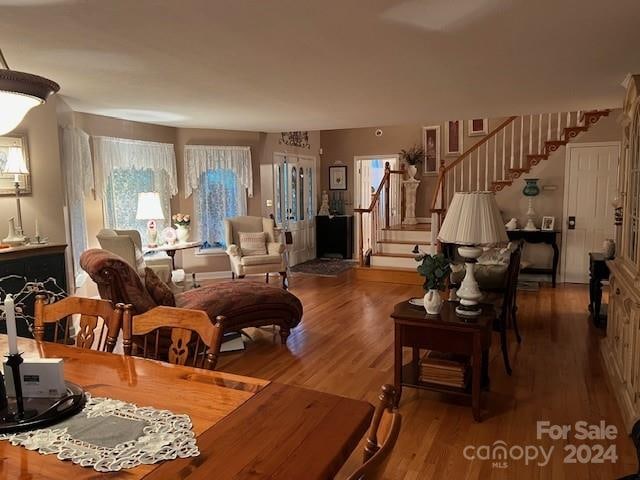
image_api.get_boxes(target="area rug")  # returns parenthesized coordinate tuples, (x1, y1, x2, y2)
(290, 258, 356, 277)
(517, 280, 540, 291)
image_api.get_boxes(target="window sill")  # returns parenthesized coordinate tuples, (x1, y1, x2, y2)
(195, 248, 226, 257)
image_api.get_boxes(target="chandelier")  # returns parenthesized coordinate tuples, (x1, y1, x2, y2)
(0, 48, 59, 135)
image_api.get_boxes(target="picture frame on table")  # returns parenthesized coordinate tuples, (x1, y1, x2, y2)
(444, 120, 463, 156)
(329, 165, 347, 190)
(468, 119, 488, 136)
(541, 216, 555, 231)
(422, 125, 440, 175)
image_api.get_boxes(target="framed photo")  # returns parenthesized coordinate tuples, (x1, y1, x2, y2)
(444, 120, 463, 156)
(468, 119, 488, 136)
(541, 216, 555, 231)
(329, 165, 347, 190)
(422, 125, 440, 175)
(0, 133, 31, 196)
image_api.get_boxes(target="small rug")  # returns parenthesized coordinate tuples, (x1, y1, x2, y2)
(290, 258, 356, 277)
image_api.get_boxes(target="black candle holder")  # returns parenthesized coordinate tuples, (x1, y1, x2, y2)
(3, 352, 36, 421)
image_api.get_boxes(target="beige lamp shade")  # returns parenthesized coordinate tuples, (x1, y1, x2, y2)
(135, 192, 165, 220)
(2, 146, 28, 174)
(437, 192, 508, 246)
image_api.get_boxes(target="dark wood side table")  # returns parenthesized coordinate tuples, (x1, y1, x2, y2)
(506, 229, 560, 287)
(589, 252, 610, 328)
(391, 300, 494, 421)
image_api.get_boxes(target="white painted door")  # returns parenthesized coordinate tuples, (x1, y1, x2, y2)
(273, 153, 317, 266)
(563, 142, 620, 283)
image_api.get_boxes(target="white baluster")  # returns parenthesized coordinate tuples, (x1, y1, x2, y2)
(468, 155, 472, 192)
(528, 114, 533, 154)
(547, 113, 551, 140)
(453, 164, 457, 193)
(557, 112, 561, 139)
(577, 109, 583, 126)
(476, 149, 480, 191)
(485, 142, 489, 191)
(538, 114, 542, 154)
(510, 121, 514, 168)
(566, 111, 571, 127)
(519, 116, 524, 168)
(493, 134, 497, 181)
(501, 129, 506, 179)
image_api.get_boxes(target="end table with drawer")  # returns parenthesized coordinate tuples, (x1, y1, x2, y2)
(391, 300, 495, 421)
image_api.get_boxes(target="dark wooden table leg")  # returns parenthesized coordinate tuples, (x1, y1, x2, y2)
(594, 281, 603, 326)
(551, 239, 559, 288)
(472, 333, 482, 422)
(481, 348, 490, 390)
(394, 324, 402, 407)
(167, 250, 177, 271)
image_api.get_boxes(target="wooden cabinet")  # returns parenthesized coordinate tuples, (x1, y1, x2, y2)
(316, 215, 353, 259)
(601, 74, 640, 431)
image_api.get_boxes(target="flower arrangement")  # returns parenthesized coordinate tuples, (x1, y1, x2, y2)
(399, 144, 425, 166)
(413, 246, 450, 291)
(172, 213, 191, 227)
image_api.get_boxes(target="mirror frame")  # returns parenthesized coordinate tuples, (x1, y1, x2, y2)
(0, 133, 32, 196)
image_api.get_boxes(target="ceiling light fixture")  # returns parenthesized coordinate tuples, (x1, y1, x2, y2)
(0, 48, 59, 135)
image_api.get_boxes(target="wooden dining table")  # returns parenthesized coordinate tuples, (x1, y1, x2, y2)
(0, 336, 373, 479)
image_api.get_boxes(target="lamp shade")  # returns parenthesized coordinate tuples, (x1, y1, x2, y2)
(136, 192, 165, 220)
(437, 192, 508, 246)
(2, 146, 28, 174)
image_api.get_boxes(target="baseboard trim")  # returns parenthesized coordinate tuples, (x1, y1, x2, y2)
(416, 217, 432, 224)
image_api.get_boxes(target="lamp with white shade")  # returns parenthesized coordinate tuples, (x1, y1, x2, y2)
(136, 192, 165, 247)
(437, 192, 508, 318)
(1, 146, 29, 239)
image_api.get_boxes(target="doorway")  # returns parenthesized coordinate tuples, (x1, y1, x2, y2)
(273, 153, 317, 266)
(562, 142, 620, 283)
(354, 155, 400, 260)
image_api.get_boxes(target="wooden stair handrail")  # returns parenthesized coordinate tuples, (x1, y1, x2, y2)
(430, 116, 517, 212)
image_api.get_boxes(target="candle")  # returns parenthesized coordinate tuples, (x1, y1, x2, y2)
(35, 218, 40, 238)
(4, 294, 18, 355)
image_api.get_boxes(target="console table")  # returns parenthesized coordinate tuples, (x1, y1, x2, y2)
(506, 229, 560, 287)
(391, 300, 494, 421)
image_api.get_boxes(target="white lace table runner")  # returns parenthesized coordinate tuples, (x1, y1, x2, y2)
(0, 394, 200, 472)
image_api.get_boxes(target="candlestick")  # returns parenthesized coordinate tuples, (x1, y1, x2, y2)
(35, 218, 40, 238)
(4, 295, 18, 355)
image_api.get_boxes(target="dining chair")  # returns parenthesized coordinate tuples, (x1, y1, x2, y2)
(345, 384, 402, 480)
(34, 295, 128, 352)
(124, 305, 225, 370)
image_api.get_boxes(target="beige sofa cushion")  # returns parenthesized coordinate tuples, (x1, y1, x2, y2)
(239, 231, 267, 256)
(240, 254, 283, 266)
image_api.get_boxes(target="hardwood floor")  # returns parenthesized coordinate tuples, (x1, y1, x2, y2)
(215, 272, 637, 479)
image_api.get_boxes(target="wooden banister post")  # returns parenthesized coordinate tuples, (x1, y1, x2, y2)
(384, 162, 390, 229)
(357, 212, 364, 267)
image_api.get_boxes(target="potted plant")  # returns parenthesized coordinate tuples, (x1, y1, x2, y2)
(172, 213, 191, 243)
(399, 145, 424, 180)
(414, 247, 450, 315)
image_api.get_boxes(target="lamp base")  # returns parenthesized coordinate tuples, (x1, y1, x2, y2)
(456, 245, 484, 319)
(146, 220, 159, 248)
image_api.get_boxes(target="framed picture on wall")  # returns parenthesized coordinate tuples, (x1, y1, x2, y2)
(541, 216, 555, 231)
(444, 120, 463, 156)
(422, 125, 440, 175)
(468, 119, 488, 136)
(329, 165, 347, 190)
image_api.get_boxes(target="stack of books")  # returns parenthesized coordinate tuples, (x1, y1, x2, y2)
(420, 351, 469, 388)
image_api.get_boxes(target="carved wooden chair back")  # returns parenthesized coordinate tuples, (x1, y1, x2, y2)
(34, 295, 127, 352)
(345, 384, 402, 480)
(124, 306, 225, 370)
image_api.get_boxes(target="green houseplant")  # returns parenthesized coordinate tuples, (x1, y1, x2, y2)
(414, 247, 450, 314)
(399, 145, 424, 180)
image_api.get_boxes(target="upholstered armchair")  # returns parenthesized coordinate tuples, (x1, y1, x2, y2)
(224, 216, 287, 287)
(96, 229, 173, 284)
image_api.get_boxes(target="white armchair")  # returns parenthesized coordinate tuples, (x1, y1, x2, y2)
(96, 229, 173, 284)
(224, 216, 287, 288)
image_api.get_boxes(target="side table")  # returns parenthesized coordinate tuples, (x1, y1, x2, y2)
(391, 300, 494, 422)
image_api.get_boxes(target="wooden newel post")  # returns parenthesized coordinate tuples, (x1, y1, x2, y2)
(384, 162, 390, 229)
(357, 212, 364, 267)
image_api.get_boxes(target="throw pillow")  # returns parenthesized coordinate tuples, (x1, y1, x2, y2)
(238, 231, 267, 256)
(144, 267, 176, 307)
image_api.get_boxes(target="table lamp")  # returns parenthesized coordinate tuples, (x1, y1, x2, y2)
(437, 192, 508, 318)
(136, 192, 164, 247)
(523, 178, 540, 231)
(1, 146, 28, 239)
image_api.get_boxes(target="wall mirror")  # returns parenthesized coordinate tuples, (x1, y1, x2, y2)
(0, 134, 31, 196)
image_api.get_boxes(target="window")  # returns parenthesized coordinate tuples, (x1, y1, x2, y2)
(104, 168, 170, 244)
(195, 169, 244, 248)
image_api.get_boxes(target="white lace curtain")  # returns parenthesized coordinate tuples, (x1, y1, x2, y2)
(92, 136, 178, 199)
(183, 145, 252, 198)
(61, 127, 93, 282)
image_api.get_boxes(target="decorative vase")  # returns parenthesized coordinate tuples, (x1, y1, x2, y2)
(176, 225, 190, 243)
(522, 178, 540, 231)
(423, 289, 443, 315)
(603, 239, 615, 259)
(407, 164, 418, 180)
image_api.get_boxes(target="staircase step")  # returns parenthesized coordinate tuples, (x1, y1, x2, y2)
(383, 223, 430, 231)
(545, 140, 567, 154)
(371, 253, 419, 269)
(381, 228, 431, 243)
(491, 180, 513, 192)
(378, 240, 431, 255)
(354, 266, 422, 285)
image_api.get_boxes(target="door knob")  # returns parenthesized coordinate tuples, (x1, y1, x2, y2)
(568, 216, 576, 230)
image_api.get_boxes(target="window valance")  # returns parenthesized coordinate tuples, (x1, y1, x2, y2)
(93, 136, 178, 198)
(183, 145, 252, 198)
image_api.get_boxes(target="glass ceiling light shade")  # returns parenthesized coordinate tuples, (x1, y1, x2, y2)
(0, 49, 60, 136)
(3, 146, 28, 174)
